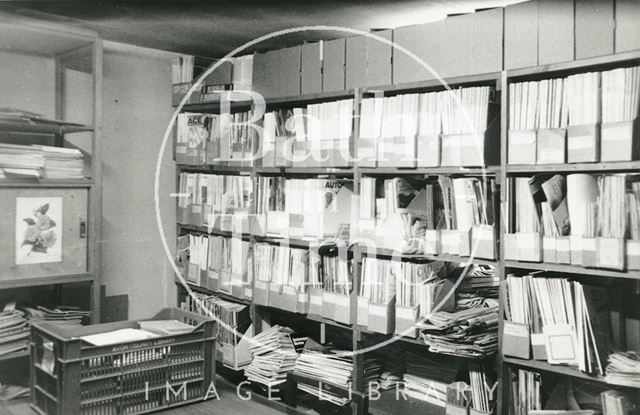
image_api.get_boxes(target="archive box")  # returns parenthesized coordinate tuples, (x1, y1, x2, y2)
(269, 284, 308, 314)
(542, 236, 557, 263)
(333, 293, 351, 325)
(567, 123, 600, 163)
(596, 237, 625, 270)
(207, 268, 220, 292)
(274, 135, 294, 167)
(627, 240, 640, 271)
(440, 107, 500, 167)
(503, 234, 519, 261)
(440, 230, 461, 256)
(471, 224, 496, 260)
(367, 301, 395, 335)
(357, 137, 377, 168)
(377, 135, 418, 168)
(537, 128, 567, 164)
(30, 308, 216, 415)
(322, 38, 346, 92)
(308, 287, 324, 317)
(518, 232, 543, 262)
(252, 46, 302, 98)
(218, 322, 253, 371)
(357, 296, 369, 327)
(0, 188, 88, 282)
(395, 305, 419, 338)
(416, 134, 441, 167)
(600, 119, 640, 162)
(424, 229, 441, 255)
(321, 291, 336, 321)
(301, 42, 322, 95)
(508, 129, 537, 165)
(580, 237, 597, 268)
(501, 320, 530, 359)
(569, 235, 583, 266)
(253, 280, 270, 306)
(555, 237, 571, 264)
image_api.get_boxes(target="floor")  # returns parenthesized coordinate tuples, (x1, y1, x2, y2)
(0, 378, 293, 415)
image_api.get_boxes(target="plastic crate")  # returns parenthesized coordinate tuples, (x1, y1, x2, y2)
(29, 308, 216, 415)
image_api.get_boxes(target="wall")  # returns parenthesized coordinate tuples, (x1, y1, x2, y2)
(101, 42, 177, 319)
(0, 51, 55, 118)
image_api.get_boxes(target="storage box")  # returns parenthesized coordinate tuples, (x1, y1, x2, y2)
(357, 296, 369, 327)
(503, 233, 519, 260)
(537, 128, 567, 164)
(301, 42, 322, 94)
(0, 188, 88, 282)
(471, 224, 496, 260)
(516, 232, 543, 262)
(248, 214, 267, 236)
(172, 82, 192, 106)
(269, 284, 306, 313)
(30, 308, 216, 415)
(542, 236, 557, 263)
(252, 46, 301, 98)
(569, 235, 583, 266)
(440, 111, 500, 167)
(207, 269, 220, 292)
(190, 202, 204, 226)
(581, 237, 597, 268)
(458, 229, 472, 257)
(416, 134, 440, 167)
(425, 229, 441, 255)
(596, 237, 625, 270)
(323, 38, 346, 92)
(395, 305, 419, 338)
(567, 123, 600, 163)
(502, 320, 530, 359)
(555, 237, 571, 264)
(441, 230, 461, 255)
(356, 137, 377, 167)
(446, 403, 469, 415)
(334, 293, 351, 325)
(367, 302, 395, 335)
(377, 135, 417, 168)
(186, 262, 199, 284)
(627, 240, 640, 271)
(600, 119, 640, 162)
(274, 135, 294, 167)
(531, 333, 547, 361)
(308, 287, 324, 316)
(321, 291, 336, 321)
(508, 129, 537, 165)
(253, 280, 270, 306)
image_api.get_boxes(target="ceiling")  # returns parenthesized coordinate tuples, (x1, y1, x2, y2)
(1, 0, 523, 58)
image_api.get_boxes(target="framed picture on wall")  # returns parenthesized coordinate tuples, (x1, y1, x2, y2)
(15, 197, 63, 265)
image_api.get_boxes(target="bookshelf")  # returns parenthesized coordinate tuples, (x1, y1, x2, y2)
(0, 10, 102, 379)
(172, 11, 640, 415)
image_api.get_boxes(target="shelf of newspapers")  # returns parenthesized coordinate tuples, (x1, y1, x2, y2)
(503, 174, 640, 275)
(252, 175, 354, 241)
(257, 102, 356, 169)
(174, 110, 257, 167)
(175, 233, 253, 302)
(306, 249, 353, 325)
(500, 273, 640, 389)
(176, 172, 253, 231)
(357, 176, 498, 262)
(356, 85, 500, 169)
(507, 64, 640, 166)
(179, 290, 253, 371)
(253, 242, 310, 314)
(357, 256, 499, 355)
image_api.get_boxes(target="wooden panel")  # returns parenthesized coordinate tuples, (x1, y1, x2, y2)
(393, 23, 431, 84)
(538, 0, 574, 64)
(366, 29, 392, 87)
(252, 46, 301, 98)
(575, 0, 614, 59)
(505, 0, 538, 69)
(615, 0, 640, 53)
(322, 38, 345, 92)
(301, 42, 322, 94)
(0, 188, 88, 281)
(345, 35, 367, 89)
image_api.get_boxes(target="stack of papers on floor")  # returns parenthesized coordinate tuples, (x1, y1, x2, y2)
(244, 325, 298, 387)
(24, 306, 90, 328)
(0, 143, 84, 179)
(419, 299, 499, 358)
(604, 351, 640, 388)
(0, 306, 30, 358)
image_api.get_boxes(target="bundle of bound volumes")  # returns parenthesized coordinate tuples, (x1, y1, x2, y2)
(511, 369, 541, 415)
(419, 297, 499, 358)
(503, 274, 610, 375)
(244, 325, 299, 387)
(0, 143, 84, 179)
(0, 306, 29, 358)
